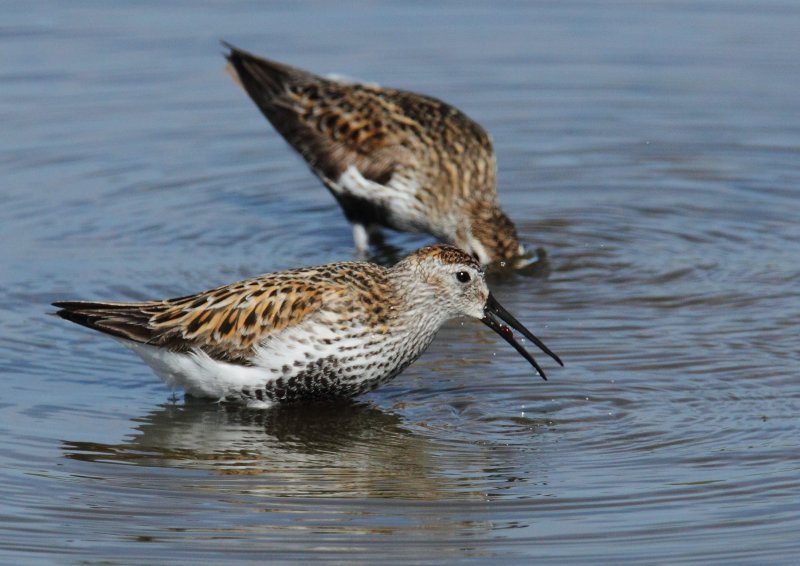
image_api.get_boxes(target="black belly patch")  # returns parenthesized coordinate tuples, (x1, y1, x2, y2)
(230, 355, 382, 404)
(331, 191, 393, 229)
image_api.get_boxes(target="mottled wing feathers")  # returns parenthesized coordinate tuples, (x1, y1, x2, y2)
(223, 44, 506, 246)
(152, 276, 341, 358)
(53, 272, 347, 365)
(226, 44, 415, 185)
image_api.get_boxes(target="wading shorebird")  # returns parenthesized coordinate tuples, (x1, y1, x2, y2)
(224, 43, 529, 267)
(53, 246, 561, 407)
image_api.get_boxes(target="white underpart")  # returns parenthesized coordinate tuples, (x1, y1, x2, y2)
(251, 314, 370, 372)
(114, 312, 386, 408)
(333, 165, 427, 233)
(118, 339, 270, 403)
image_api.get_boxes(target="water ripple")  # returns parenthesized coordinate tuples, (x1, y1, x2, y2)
(2, 1, 800, 563)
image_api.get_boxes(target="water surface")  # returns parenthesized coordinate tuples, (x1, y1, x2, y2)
(1, 1, 799, 564)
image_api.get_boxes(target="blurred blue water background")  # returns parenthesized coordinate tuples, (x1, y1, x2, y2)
(1, 1, 799, 563)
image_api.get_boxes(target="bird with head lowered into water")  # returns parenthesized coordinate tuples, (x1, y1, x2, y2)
(224, 43, 533, 268)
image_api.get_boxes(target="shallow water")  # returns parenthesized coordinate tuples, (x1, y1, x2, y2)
(2, 1, 799, 563)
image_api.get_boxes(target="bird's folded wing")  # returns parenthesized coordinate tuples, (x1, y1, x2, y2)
(224, 45, 420, 187)
(54, 276, 345, 365)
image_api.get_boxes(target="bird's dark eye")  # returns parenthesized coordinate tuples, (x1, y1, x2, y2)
(456, 271, 471, 283)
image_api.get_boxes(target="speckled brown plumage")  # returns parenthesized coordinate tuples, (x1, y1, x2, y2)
(53, 245, 561, 406)
(54, 262, 393, 364)
(224, 44, 525, 266)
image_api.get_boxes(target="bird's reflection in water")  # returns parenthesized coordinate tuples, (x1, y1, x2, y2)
(62, 399, 461, 500)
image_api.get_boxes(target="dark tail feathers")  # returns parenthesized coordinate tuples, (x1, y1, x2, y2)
(222, 41, 311, 99)
(52, 300, 157, 344)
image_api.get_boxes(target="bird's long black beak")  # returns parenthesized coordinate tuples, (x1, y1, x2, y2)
(481, 293, 563, 381)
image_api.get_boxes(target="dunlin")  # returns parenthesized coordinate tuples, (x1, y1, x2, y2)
(53, 245, 561, 407)
(224, 44, 528, 267)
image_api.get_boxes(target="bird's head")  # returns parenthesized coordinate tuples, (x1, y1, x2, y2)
(395, 245, 562, 379)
